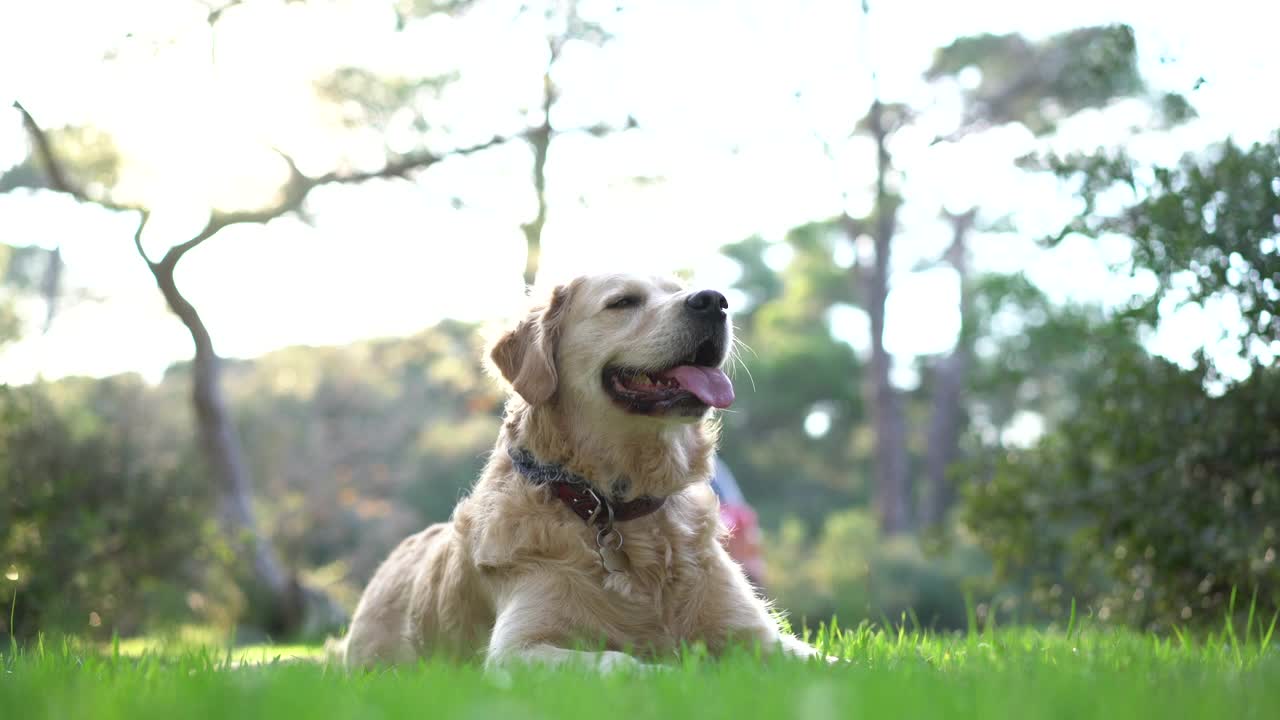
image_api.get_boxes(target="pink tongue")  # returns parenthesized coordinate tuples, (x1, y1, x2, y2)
(661, 366, 735, 409)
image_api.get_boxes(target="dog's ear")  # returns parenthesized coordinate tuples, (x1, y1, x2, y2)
(489, 282, 576, 405)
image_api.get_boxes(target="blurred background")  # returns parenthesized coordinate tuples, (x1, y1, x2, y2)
(1, 0, 1277, 644)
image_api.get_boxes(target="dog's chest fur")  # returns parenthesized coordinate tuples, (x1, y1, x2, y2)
(567, 506, 724, 653)
(462, 477, 724, 654)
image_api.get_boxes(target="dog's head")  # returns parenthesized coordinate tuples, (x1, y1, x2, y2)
(489, 273, 735, 423)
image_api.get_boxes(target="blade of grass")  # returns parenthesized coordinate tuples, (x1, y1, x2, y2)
(1244, 587, 1258, 648)
(1224, 586, 1241, 666)
(1259, 609, 1278, 651)
(964, 590, 978, 646)
(7, 583, 16, 660)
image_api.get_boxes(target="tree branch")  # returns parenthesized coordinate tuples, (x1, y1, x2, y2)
(14, 96, 626, 273)
(13, 102, 76, 197)
(131, 209, 154, 266)
(202, 0, 246, 26)
(310, 133, 511, 184)
(14, 98, 515, 269)
(156, 133, 514, 270)
(11, 101, 140, 213)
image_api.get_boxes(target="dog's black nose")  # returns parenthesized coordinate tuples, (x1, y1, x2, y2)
(686, 289, 728, 318)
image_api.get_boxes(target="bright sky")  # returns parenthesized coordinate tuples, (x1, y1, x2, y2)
(1, 0, 1277, 386)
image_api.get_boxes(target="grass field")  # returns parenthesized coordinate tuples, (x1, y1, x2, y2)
(3, 620, 1278, 719)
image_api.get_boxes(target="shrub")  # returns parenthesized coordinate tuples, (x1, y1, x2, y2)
(1, 380, 222, 640)
(965, 356, 1280, 629)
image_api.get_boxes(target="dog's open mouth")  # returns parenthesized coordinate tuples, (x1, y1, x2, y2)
(602, 338, 734, 416)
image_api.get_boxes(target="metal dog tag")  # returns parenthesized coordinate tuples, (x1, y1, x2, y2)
(599, 544, 632, 574)
(597, 527, 632, 574)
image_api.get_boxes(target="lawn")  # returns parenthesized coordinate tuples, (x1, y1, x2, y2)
(2, 622, 1278, 719)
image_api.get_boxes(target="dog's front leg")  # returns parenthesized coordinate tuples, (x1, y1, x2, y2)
(483, 575, 659, 674)
(699, 545, 835, 662)
(486, 642, 651, 673)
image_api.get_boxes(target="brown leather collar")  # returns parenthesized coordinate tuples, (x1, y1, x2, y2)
(508, 446, 667, 526)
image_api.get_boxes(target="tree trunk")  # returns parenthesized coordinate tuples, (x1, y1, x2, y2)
(521, 64, 555, 288)
(922, 351, 965, 527)
(921, 209, 976, 528)
(148, 255, 302, 636)
(40, 245, 62, 333)
(864, 100, 912, 535)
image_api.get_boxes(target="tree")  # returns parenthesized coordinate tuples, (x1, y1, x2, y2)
(2, 0, 514, 634)
(321, 1, 636, 289)
(10, 104, 508, 635)
(910, 22, 1191, 529)
(824, 0, 912, 534)
(854, 97, 913, 534)
(3, 0, 655, 631)
(804, 16, 1173, 534)
(518, 0, 635, 287)
(966, 133, 1280, 628)
(716, 230, 867, 526)
(919, 209, 974, 528)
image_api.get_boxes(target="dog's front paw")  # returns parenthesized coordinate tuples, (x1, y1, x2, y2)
(596, 650, 662, 674)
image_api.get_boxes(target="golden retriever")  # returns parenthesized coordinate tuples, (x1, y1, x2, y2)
(326, 273, 821, 671)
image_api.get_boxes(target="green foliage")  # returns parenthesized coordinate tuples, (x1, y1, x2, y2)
(0, 380, 222, 641)
(0, 320, 505, 638)
(964, 273, 1145, 441)
(315, 67, 456, 133)
(0, 307, 18, 347)
(1156, 92, 1199, 128)
(928, 25, 1145, 134)
(0, 244, 26, 346)
(967, 352, 1280, 629)
(0, 125, 121, 194)
(1039, 133, 1280, 365)
(179, 321, 503, 596)
(717, 230, 866, 525)
(1, 244, 57, 294)
(967, 134, 1280, 628)
(719, 236, 784, 311)
(393, 0, 475, 21)
(765, 508, 1004, 631)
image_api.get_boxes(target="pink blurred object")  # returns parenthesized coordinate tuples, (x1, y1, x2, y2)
(719, 501, 767, 586)
(711, 457, 767, 587)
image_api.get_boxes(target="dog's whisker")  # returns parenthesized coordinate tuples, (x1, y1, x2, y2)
(724, 337, 757, 393)
(730, 349, 757, 386)
(732, 354, 756, 393)
(730, 332, 759, 359)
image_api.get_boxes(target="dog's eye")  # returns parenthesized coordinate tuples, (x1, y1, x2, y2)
(605, 295, 642, 310)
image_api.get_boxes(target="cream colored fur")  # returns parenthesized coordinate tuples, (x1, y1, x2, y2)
(327, 274, 821, 671)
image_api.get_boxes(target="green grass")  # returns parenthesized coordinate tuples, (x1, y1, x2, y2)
(2, 624, 1277, 719)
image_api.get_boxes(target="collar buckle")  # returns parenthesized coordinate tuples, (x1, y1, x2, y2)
(509, 446, 667, 526)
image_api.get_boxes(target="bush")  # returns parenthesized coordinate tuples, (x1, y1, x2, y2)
(963, 132, 1280, 631)
(0, 380, 223, 641)
(965, 355, 1280, 629)
(764, 508, 1009, 631)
